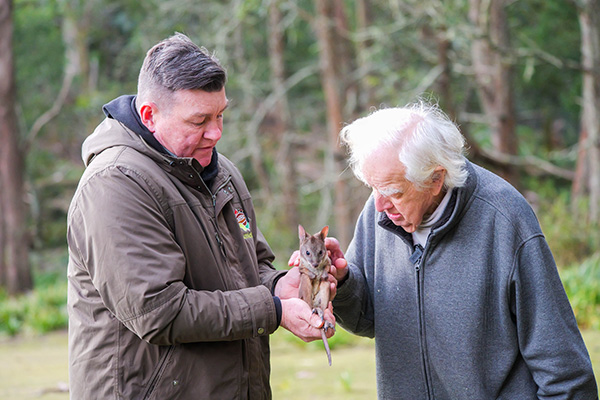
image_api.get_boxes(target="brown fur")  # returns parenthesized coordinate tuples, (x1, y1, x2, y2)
(298, 225, 334, 366)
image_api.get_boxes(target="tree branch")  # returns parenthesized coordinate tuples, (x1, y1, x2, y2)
(477, 146, 575, 181)
(25, 63, 75, 150)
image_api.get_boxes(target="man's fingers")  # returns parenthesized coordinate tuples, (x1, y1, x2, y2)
(288, 250, 300, 266)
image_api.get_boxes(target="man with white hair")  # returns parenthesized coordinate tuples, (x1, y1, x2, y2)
(321, 101, 598, 398)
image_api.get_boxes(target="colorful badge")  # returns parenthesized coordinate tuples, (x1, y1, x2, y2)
(235, 208, 253, 239)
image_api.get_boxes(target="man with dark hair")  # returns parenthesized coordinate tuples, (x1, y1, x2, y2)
(67, 33, 332, 399)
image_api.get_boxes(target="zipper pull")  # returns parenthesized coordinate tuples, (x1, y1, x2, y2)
(215, 231, 227, 258)
(409, 244, 424, 267)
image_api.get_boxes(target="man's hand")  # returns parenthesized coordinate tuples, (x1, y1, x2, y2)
(279, 298, 336, 342)
(324, 237, 348, 283)
(274, 266, 301, 300)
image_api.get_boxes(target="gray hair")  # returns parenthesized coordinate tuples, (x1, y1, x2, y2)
(137, 32, 227, 111)
(340, 101, 468, 190)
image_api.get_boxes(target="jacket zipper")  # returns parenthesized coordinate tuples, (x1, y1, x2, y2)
(210, 178, 232, 261)
(411, 244, 433, 399)
(143, 345, 175, 400)
(192, 164, 231, 261)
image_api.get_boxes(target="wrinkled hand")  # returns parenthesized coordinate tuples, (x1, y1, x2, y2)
(324, 237, 348, 283)
(279, 298, 336, 342)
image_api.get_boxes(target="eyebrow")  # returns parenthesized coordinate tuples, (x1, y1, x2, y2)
(375, 186, 404, 197)
(189, 101, 230, 119)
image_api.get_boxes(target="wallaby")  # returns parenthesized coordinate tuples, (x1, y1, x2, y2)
(298, 224, 335, 366)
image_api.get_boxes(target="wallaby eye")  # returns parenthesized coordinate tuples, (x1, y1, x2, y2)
(305, 250, 311, 256)
(318, 250, 323, 256)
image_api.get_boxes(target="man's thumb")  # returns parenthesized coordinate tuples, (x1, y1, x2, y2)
(309, 313, 325, 329)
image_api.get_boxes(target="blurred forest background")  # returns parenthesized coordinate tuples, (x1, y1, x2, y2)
(0, 0, 599, 337)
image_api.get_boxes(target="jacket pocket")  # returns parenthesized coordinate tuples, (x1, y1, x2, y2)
(142, 345, 175, 400)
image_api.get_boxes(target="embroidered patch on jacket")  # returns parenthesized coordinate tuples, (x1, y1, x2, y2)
(235, 208, 253, 239)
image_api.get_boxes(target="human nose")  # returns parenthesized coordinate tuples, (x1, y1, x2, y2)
(373, 189, 392, 212)
(204, 121, 222, 142)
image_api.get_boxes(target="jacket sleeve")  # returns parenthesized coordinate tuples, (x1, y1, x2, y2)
(332, 198, 376, 338)
(511, 235, 598, 398)
(68, 165, 279, 345)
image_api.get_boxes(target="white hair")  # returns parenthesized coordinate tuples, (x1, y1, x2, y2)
(340, 101, 469, 190)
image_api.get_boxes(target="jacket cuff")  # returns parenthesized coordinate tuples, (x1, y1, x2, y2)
(273, 296, 282, 327)
(271, 270, 287, 295)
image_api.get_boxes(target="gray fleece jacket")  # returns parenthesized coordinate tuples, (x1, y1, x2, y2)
(333, 161, 598, 399)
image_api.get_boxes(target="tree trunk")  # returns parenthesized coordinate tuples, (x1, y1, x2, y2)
(0, 0, 33, 294)
(355, 0, 375, 112)
(61, 0, 94, 93)
(434, 26, 457, 121)
(314, 0, 352, 247)
(572, 126, 589, 210)
(469, 0, 519, 186)
(268, 0, 299, 228)
(576, 0, 600, 223)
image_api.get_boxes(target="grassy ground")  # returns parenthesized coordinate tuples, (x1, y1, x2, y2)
(0, 329, 598, 399)
(270, 330, 376, 399)
(0, 330, 69, 400)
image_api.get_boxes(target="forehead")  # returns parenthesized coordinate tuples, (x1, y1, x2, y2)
(171, 88, 228, 114)
(362, 147, 408, 188)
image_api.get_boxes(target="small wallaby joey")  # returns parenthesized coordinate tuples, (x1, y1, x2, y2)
(298, 224, 335, 366)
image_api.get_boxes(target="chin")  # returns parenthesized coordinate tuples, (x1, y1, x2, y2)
(394, 220, 415, 232)
(194, 154, 212, 167)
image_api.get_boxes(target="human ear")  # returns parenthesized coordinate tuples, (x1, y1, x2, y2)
(139, 102, 157, 132)
(430, 167, 447, 196)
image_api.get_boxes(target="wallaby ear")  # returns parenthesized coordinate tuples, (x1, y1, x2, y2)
(298, 224, 306, 240)
(319, 226, 329, 240)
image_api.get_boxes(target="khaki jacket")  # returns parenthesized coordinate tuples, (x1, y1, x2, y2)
(67, 118, 284, 399)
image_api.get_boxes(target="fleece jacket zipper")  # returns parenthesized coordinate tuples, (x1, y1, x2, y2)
(410, 244, 433, 399)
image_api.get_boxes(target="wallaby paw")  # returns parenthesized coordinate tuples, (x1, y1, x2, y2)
(311, 308, 326, 328)
(323, 321, 335, 332)
(311, 307, 324, 320)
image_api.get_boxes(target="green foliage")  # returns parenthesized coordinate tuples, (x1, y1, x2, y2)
(10, 0, 592, 260)
(13, 0, 65, 127)
(27, 150, 84, 248)
(537, 191, 600, 267)
(0, 250, 69, 337)
(509, 0, 582, 144)
(7, 0, 600, 346)
(0, 280, 67, 337)
(561, 254, 600, 330)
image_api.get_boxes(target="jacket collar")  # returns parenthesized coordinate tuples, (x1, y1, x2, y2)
(102, 95, 167, 155)
(137, 138, 228, 193)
